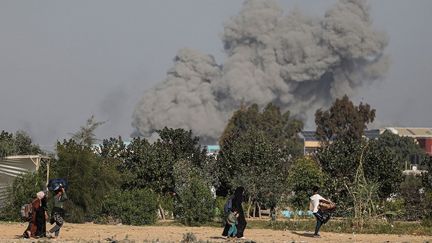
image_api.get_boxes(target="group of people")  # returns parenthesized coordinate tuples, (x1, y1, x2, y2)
(23, 184, 331, 240)
(221, 186, 334, 239)
(221, 187, 247, 239)
(23, 185, 68, 239)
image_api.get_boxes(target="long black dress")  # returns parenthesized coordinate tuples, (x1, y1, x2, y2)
(35, 196, 47, 237)
(222, 187, 247, 238)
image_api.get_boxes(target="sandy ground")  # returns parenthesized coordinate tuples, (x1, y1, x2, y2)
(0, 222, 431, 243)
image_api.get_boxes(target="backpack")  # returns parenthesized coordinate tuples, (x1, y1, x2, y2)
(223, 196, 233, 214)
(48, 178, 68, 191)
(20, 203, 33, 221)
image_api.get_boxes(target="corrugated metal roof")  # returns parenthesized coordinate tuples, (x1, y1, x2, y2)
(0, 155, 49, 208)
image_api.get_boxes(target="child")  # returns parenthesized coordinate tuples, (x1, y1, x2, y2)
(227, 208, 239, 238)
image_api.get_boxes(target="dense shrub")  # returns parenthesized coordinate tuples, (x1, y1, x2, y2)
(100, 188, 158, 225)
(422, 191, 432, 226)
(287, 157, 324, 210)
(174, 174, 215, 226)
(0, 172, 45, 221)
(215, 196, 227, 221)
(400, 175, 424, 221)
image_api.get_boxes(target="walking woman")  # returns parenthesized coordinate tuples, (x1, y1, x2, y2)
(48, 185, 67, 239)
(35, 191, 48, 237)
(23, 191, 46, 238)
(222, 186, 247, 239)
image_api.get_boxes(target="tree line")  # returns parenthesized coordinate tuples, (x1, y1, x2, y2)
(1, 96, 431, 227)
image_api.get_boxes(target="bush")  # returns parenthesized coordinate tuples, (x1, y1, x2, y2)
(422, 191, 432, 226)
(174, 175, 215, 226)
(0, 172, 45, 221)
(215, 196, 227, 221)
(287, 157, 324, 210)
(400, 175, 424, 221)
(100, 188, 158, 225)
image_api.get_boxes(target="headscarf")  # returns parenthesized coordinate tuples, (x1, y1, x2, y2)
(232, 186, 245, 214)
(234, 186, 244, 201)
(36, 191, 45, 200)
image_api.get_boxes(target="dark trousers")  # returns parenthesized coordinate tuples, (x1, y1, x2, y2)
(222, 222, 230, 237)
(35, 210, 46, 237)
(49, 209, 64, 237)
(314, 215, 323, 235)
(313, 211, 331, 235)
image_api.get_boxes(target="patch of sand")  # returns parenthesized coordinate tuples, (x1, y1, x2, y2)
(0, 222, 430, 242)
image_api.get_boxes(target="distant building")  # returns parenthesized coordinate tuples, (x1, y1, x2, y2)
(300, 127, 432, 157)
(298, 131, 321, 155)
(299, 129, 380, 155)
(205, 145, 220, 156)
(381, 127, 432, 156)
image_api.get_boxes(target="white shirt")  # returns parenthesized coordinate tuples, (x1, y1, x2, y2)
(309, 194, 325, 213)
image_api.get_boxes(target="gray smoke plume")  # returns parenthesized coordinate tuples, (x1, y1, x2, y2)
(132, 0, 388, 143)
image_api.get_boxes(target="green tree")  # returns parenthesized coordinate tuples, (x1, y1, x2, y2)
(0, 131, 14, 157)
(227, 128, 290, 216)
(0, 130, 41, 157)
(363, 136, 404, 199)
(317, 135, 409, 215)
(287, 157, 324, 210)
(14, 131, 42, 155)
(121, 128, 208, 194)
(218, 103, 303, 195)
(173, 159, 215, 226)
(98, 136, 127, 159)
(121, 137, 174, 193)
(317, 138, 362, 180)
(156, 127, 208, 169)
(52, 139, 121, 222)
(71, 115, 105, 146)
(120, 128, 210, 221)
(315, 96, 377, 215)
(315, 95, 375, 142)
(375, 130, 427, 169)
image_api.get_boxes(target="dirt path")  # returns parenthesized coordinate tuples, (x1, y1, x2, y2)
(0, 222, 430, 243)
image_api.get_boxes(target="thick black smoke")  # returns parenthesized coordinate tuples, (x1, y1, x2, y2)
(132, 0, 388, 143)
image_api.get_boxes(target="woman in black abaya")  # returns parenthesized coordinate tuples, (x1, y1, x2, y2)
(222, 186, 247, 239)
